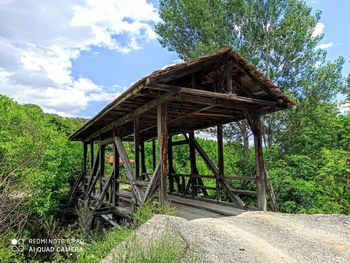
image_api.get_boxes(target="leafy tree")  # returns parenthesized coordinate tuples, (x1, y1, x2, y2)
(0, 95, 84, 217)
(157, 0, 326, 166)
(156, 0, 349, 214)
(156, 0, 346, 146)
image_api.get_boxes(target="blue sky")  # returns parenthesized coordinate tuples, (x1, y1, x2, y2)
(311, 0, 350, 73)
(72, 41, 179, 116)
(0, 0, 348, 117)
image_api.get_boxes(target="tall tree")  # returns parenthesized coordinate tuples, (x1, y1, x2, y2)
(156, 0, 346, 166)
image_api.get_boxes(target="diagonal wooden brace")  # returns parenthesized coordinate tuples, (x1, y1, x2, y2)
(183, 133, 245, 209)
(114, 136, 143, 203)
(94, 168, 114, 210)
(143, 161, 161, 202)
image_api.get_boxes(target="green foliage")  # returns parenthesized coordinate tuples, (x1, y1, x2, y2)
(0, 95, 84, 217)
(267, 104, 350, 214)
(134, 201, 176, 225)
(156, 0, 327, 95)
(1, 2, 350, 262)
(0, 231, 26, 263)
(76, 202, 179, 263)
(116, 232, 189, 263)
(75, 226, 134, 263)
(269, 148, 350, 214)
(156, 0, 349, 215)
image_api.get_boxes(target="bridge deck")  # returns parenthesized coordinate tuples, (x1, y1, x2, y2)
(97, 190, 245, 221)
(169, 194, 245, 220)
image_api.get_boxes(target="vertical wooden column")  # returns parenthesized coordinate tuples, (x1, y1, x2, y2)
(252, 116, 267, 211)
(113, 136, 119, 207)
(90, 140, 94, 176)
(134, 118, 140, 180)
(157, 103, 168, 205)
(82, 142, 87, 187)
(140, 141, 147, 179)
(152, 139, 156, 171)
(99, 140, 105, 194)
(226, 62, 233, 93)
(216, 125, 224, 201)
(189, 131, 197, 197)
(168, 136, 175, 193)
(68, 142, 88, 204)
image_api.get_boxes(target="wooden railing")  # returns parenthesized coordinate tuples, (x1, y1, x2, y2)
(168, 173, 258, 203)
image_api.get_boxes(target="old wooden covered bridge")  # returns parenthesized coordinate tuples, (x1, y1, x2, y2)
(69, 48, 294, 222)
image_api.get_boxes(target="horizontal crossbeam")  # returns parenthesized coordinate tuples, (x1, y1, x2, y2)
(146, 82, 280, 106)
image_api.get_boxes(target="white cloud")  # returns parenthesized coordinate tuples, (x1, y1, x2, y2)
(316, 42, 334, 49)
(312, 22, 325, 37)
(0, 0, 159, 116)
(313, 61, 321, 68)
(161, 58, 184, 69)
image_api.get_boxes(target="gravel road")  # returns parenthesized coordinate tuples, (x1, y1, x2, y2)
(102, 211, 350, 263)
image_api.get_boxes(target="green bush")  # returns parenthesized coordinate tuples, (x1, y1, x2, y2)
(0, 95, 84, 217)
(76, 227, 133, 263)
(116, 233, 188, 263)
(134, 202, 176, 225)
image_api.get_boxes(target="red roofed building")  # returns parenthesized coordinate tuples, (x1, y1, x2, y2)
(107, 155, 135, 165)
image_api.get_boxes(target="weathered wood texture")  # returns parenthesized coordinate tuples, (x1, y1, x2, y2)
(157, 103, 168, 205)
(112, 136, 119, 206)
(68, 48, 294, 219)
(250, 115, 267, 211)
(70, 48, 294, 142)
(114, 136, 143, 203)
(217, 125, 223, 201)
(134, 118, 140, 179)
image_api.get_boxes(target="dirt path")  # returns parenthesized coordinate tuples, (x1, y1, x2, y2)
(103, 211, 350, 263)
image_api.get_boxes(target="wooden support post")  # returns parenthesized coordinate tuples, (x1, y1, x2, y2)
(140, 141, 147, 180)
(152, 139, 156, 171)
(217, 125, 224, 201)
(189, 132, 197, 197)
(157, 103, 168, 205)
(90, 140, 94, 175)
(245, 111, 277, 211)
(226, 62, 233, 94)
(251, 116, 267, 211)
(134, 118, 140, 179)
(82, 142, 87, 190)
(143, 161, 161, 202)
(112, 132, 119, 207)
(114, 136, 143, 203)
(168, 136, 175, 193)
(68, 142, 88, 204)
(86, 167, 101, 198)
(99, 140, 105, 194)
(86, 145, 101, 198)
(95, 168, 115, 210)
(183, 133, 244, 208)
(189, 132, 208, 197)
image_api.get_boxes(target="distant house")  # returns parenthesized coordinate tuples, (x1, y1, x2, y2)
(107, 155, 135, 165)
(339, 102, 350, 115)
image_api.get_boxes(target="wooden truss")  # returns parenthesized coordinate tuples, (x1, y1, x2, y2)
(68, 50, 292, 220)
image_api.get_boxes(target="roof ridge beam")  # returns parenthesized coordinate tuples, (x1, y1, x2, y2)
(146, 82, 282, 107)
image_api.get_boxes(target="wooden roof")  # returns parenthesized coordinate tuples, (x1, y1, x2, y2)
(70, 48, 295, 142)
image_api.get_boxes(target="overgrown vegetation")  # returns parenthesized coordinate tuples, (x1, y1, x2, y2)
(75, 226, 134, 263)
(115, 232, 188, 263)
(134, 201, 176, 225)
(1, 0, 350, 262)
(75, 201, 179, 263)
(0, 95, 84, 221)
